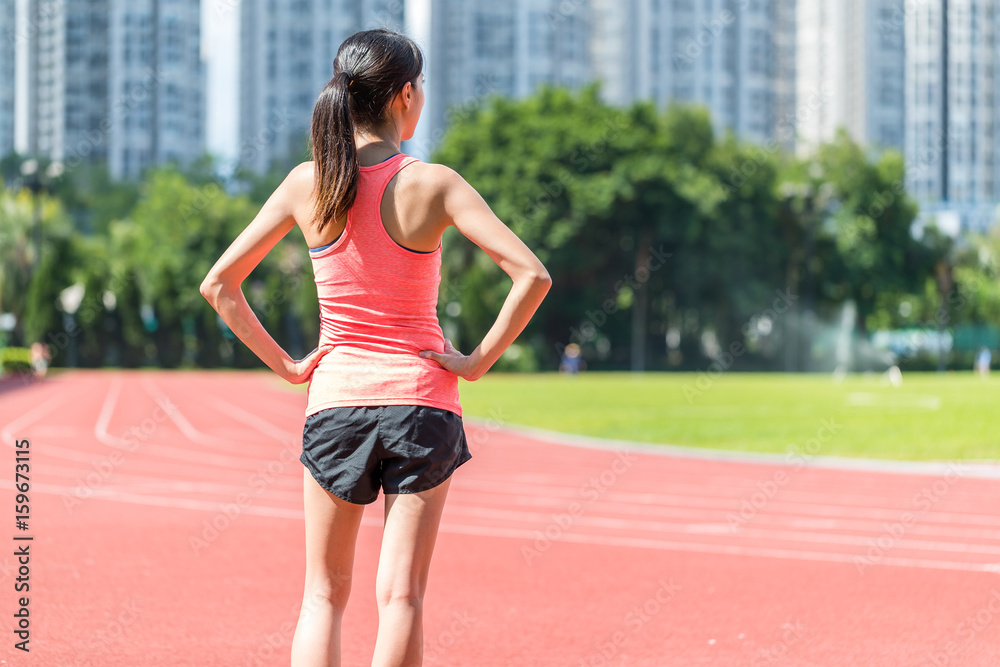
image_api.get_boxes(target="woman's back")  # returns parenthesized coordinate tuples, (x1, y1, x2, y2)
(301, 152, 462, 418)
(201, 29, 550, 667)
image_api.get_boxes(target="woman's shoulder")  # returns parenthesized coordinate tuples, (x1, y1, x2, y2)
(405, 158, 457, 178)
(279, 161, 316, 197)
(400, 160, 467, 196)
(290, 160, 316, 182)
(284, 162, 318, 223)
(287, 158, 469, 198)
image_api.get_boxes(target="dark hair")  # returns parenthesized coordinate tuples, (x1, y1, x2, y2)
(310, 28, 423, 233)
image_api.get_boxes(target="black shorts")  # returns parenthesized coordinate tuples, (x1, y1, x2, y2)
(300, 404, 472, 505)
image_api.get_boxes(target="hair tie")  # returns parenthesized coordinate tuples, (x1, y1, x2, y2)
(343, 71, 355, 89)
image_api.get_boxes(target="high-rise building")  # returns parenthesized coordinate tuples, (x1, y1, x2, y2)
(410, 0, 592, 159)
(772, 0, 797, 152)
(590, 0, 781, 145)
(239, 0, 591, 169)
(238, 0, 405, 175)
(906, 0, 1000, 233)
(106, 0, 205, 179)
(589, 0, 641, 108)
(0, 0, 15, 158)
(794, 0, 905, 155)
(12, 0, 204, 180)
(32, 0, 111, 165)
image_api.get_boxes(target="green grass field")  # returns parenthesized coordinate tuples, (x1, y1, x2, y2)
(457, 372, 1000, 461)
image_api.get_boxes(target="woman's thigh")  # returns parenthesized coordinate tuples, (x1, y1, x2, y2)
(375, 478, 453, 602)
(301, 467, 367, 604)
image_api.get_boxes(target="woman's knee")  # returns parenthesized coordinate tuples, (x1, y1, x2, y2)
(375, 582, 424, 611)
(303, 572, 353, 612)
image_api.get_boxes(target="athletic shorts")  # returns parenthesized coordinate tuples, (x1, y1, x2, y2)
(300, 404, 472, 505)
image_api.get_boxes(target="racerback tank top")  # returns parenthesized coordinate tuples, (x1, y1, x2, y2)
(304, 152, 462, 418)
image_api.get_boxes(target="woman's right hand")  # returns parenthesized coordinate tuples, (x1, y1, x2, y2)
(284, 345, 335, 384)
(419, 339, 482, 381)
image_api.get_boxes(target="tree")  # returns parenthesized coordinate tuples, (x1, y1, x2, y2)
(0, 187, 74, 348)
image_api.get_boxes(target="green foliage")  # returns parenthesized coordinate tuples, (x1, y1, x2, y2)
(490, 342, 540, 373)
(0, 86, 960, 372)
(864, 224, 1000, 372)
(433, 87, 944, 372)
(0, 187, 75, 348)
(1, 156, 319, 368)
(0, 347, 32, 375)
(950, 229, 1000, 325)
(53, 162, 140, 234)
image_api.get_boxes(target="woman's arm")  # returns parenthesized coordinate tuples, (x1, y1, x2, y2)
(199, 163, 333, 384)
(418, 165, 552, 381)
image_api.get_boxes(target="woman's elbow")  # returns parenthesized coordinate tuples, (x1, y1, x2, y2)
(531, 267, 553, 291)
(199, 275, 223, 305)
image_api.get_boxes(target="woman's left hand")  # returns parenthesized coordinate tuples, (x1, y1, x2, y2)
(419, 339, 481, 380)
(284, 345, 335, 384)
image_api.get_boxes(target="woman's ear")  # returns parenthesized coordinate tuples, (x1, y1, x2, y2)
(399, 81, 414, 110)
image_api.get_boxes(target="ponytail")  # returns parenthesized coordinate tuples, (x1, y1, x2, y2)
(310, 29, 423, 233)
(311, 70, 359, 233)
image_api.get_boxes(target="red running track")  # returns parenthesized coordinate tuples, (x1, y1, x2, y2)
(1, 369, 999, 666)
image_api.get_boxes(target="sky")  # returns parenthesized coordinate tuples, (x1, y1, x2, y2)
(201, 0, 241, 165)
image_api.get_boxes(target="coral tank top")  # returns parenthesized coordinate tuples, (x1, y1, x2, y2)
(304, 152, 462, 418)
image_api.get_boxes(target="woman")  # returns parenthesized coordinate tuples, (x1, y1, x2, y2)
(200, 28, 551, 667)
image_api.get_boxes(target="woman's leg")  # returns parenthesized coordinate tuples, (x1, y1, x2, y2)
(291, 468, 367, 667)
(370, 477, 453, 667)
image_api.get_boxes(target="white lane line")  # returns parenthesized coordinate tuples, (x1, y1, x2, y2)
(464, 470, 1000, 507)
(446, 490, 1000, 542)
(205, 426, 273, 440)
(27, 455, 1000, 545)
(465, 463, 1000, 506)
(31, 443, 304, 484)
(0, 479, 385, 530)
(104, 441, 294, 471)
(435, 523, 1000, 575)
(96, 425, 281, 470)
(140, 377, 281, 454)
(93, 375, 130, 449)
(444, 505, 1000, 556)
(90, 482, 300, 505)
(33, 434, 1000, 546)
(1, 390, 70, 444)
(0, 479, 306, 521)
(201, 394, 302, 446)
(141, 378, 246, 449)
(250, 393, 308, 416)
(21, 461, 302, 500)
(466, 470, 1000, 505)
(5, 478, 997, 574)
(464, 419, 1000, 480)
(139, 378, 303, 465)
(89, 375, 297, 470)
(453, 479, 1000, 527)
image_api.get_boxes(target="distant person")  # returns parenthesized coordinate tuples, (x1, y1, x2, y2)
(975, 346, 992, 378)
(886, 364, 903, 387)
(560, 343, 586, 374)
(200, 28, 551, 667)
(30, 342, 50, 378)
